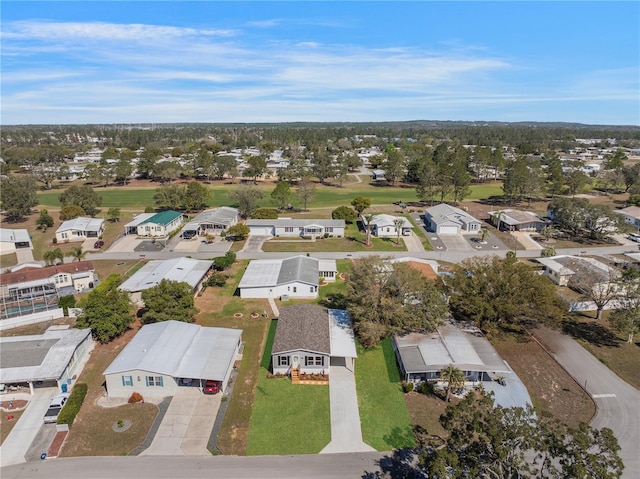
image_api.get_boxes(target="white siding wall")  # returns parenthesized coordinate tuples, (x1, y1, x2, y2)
(105, 370, 178, 398)
(240, 282, 318, 299)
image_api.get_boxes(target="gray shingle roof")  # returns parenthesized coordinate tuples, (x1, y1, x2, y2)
(272, 304, 331, 354)
(276, 256, 319, 285)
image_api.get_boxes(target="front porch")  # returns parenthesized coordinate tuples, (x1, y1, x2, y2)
(290, 367, 329, 385)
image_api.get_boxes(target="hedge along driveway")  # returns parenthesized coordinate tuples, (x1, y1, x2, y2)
(355, 338, 415, 450)
(246, 320, 330, 455)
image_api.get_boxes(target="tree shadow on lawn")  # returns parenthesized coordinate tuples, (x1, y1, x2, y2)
(562, 319, 620, 348)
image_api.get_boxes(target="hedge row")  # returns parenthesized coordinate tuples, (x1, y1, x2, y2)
(57, 383, 88, 427)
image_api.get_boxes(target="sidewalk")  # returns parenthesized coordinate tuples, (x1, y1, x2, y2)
(320, 366, 375, 454)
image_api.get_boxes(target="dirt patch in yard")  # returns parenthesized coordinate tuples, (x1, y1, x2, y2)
(490, 332, 595, 427)
(404, 392, 451, 440)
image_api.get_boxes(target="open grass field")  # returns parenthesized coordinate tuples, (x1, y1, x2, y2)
(194, 261, 271, 455)
(490, 331, 595, 427)
(562, 312, 640, 389)
(60, 321, 160, 457)
(355, 338, 416, 450)
(36, 180, 506, 211)
(246, 320, 331, 455)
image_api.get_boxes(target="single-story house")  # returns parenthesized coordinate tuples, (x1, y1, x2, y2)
(371, 169, 386, 181)
(424, 204, 482, 235)
(245, 219, 345, 238)
(615, 206, 640, 230)
(55, 217, 105, 242)
(135, 210, 183, 238)
(488, 209, 549, 232)
(362, 214, 413, 237)
(271, 304, 357, 376)
(124, 213, 156, 235)
(0, 262, 98, 320)
(182, 207, 240, 238)
(103, 320, 242, 398)
(0, 326, 94, 394)
(238, 255, 337, 299)
(393, 324, 511, 384)
(118, 257, 213, 305)
(0, 228, 32, 252)
(536, 255, 619, 289)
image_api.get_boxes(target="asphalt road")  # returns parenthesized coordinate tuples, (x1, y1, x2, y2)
(1, 452, 389, 479)
(532, 326, 640, 478)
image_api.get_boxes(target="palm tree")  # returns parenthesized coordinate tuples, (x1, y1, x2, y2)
(43, 247, 64, 266)
(393, 218, 405, 245)
(440, 364, 465, 402)
(540, 225, 555, 242)
(363, 213, 374, 246)
(479, 227, 490, 243)
(66, 246, 87, 262)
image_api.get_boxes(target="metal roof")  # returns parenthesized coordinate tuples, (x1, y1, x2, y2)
(0, 327, 92, 383)
(318, 259, 338, 273)
(488, 209, 546, 226)
(183, 207, 239, 230)
(238, 256, 319, 289)
(118, 257, 213, 293)
(103, 321, 241, 382)
(245, 219, 345, 228)
(124, 213, 156, 228)
(424, 204, 480, 227)
(328, 309, 357, 358)
(0, 228, 31, 244)
(139, 210, 182, 226)
(55, 217, 104, 233)
(394, 324, 510, 374)
(363, 214, 412, 229)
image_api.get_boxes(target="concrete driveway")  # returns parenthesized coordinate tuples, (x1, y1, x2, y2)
(0, 389, 59, 467)
(320, 366, 374, 454)
(402, 233, 424, 253)
(241, 235, 270, 253)
(532, 326, 640, 478)
(140, 387, 221, 456)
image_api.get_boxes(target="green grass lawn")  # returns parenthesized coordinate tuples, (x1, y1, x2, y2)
(246, 320, 331, 455)
(355, 338, 416, 450)
(36, 181, 505, 210)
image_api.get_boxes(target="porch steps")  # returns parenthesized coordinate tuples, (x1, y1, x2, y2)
(291, 368, 300, 384)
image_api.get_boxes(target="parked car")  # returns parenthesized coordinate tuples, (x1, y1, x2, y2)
(203, 380, 220, 394)
(44, 392, 69, 423)
(94, 240, 104, 249)
(182, 230, 196, 240)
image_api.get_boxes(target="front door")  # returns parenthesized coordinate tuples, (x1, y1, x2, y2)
(292, 355, 300, 369)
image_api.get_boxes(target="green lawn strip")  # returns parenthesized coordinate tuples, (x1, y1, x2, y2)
(355, 338, 415, 450)
(246, 320, 331, 455)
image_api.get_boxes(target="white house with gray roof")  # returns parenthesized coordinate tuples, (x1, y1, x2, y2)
(424, 204, 481, 235)
(55, 217, 105, 242)
(182, 207, 240, 237)
(0, 326, 94, 395)
(238, 256, 336, 299)
(362, 214, 413, 238)
(118, 257, 213, 305)
(103, 320, 242, 397)
(245, 219, 345, 238)
(272, 304, 357, 376)
(0, 228, 32, 252)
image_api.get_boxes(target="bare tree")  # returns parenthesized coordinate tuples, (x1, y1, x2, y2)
(568, 260, 620, 320)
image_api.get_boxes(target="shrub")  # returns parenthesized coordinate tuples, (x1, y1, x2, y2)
(36, 209, 54, 230)
(331, 205, 358, 222)
(206, 272, 228, 287)
(58, 295, 76, 316)
(144, 206, 155, 213)
(57, 383, 88, 426)
(59, 205, 86, 221)
(252, 208, 278, 219)
(402, 381, 414, 393)
(418, 381, 435, 395)
(128, 392, 143, 403)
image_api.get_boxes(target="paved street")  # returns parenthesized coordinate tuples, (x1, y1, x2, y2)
(1, 452, 389, 478)
(532, 326, 640, 478)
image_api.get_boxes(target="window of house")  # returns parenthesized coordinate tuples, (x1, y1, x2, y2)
(146, 376, 164, 387)
(278, 356, 290, 366)
(293, 286, 297, 293)
(285, 227, 294, 232)
(310, 286, 314, 293)
(305, 356, 324, 366)
(326, 227, 333, 232)
(122, 375, 133, 387)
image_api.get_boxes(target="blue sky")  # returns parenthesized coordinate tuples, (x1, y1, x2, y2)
(2, 1, 638, 125)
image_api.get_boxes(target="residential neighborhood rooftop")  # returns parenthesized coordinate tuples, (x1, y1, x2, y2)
(118, 257, 213, 292)
(272, 304, 332, 355)
(55, 217, 104, 233)
(238, 256, 321, 289)
(139, 210, 183, 226)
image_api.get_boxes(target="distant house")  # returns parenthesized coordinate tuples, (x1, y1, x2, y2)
(0, 261, 98, 320)
(0, 326, 94, 394)
(615, 206, 640, 230)
(238, 256, 337, 299)
(55, 217, 105, 242)
(271, 304, 357, 376)
(424, 204, 481, 235)
(0, 228, 32, 252)
(362, 214, 413, 238)
(135, 210, 183, 238)
(488, 209, 549, 232)
(104, 320, 242, 398)
(536, 255, 618, 288)
(371, 169, 386, 181)
(182, 207, 240, 238)
(245, 219, 345, 238)
(118, 257, 213, 305)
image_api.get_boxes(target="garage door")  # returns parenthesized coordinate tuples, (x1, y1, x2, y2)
(249, 227, 271, 235)
(438, 225, 459, 235)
